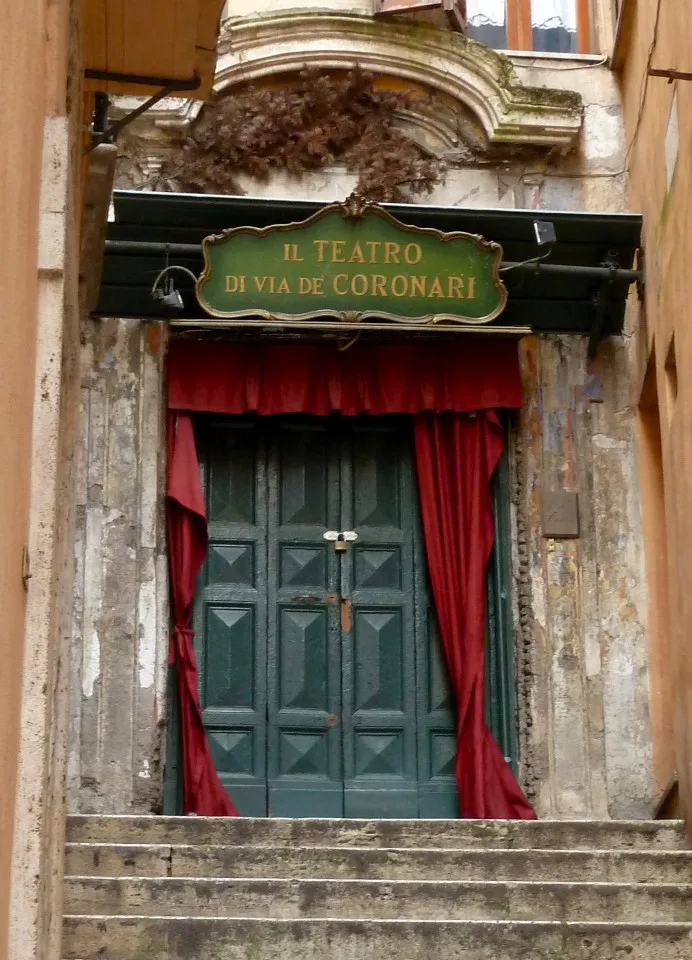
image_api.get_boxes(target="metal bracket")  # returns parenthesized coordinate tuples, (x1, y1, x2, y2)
(587, 252, 619, 359)
(648, 68, 692, 84)
(636, 247, 646, 303)
(85, 72, 201, 152)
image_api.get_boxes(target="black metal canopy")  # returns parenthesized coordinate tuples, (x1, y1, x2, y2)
(98, 190, 642, 339)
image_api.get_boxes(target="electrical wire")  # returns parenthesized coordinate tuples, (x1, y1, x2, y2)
(151, 265, 199, 296)
(623, 0, 663, 169)
(513, 54, 608, 70)
(499, 245, 555, 274)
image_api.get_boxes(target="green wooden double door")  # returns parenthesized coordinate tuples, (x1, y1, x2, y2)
(179, 415, 515, 819)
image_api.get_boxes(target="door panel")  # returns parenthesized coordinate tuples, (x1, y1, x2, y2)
(416, 609, 459, 818)
(195, 421, 268, 816)
(341, 424, 419, 818)
(267, 423, 342, 816)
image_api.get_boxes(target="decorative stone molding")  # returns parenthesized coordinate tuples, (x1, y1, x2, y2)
(214, 12, 583, 151)
(110, 96, 203, 133)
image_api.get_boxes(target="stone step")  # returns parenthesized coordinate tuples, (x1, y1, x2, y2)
(63, 876, 692, 922)
(65, 815, 688, 850)
(61, 916, 692, 960)
(64, 843, 692, 883)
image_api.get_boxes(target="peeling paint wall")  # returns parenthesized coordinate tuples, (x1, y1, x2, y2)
(68, 318, 169, 814)
(516, 336, 653, 818)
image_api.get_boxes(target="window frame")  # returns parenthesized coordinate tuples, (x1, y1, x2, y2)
(377, 0, 594, 55)
(505, 0, 592, 55)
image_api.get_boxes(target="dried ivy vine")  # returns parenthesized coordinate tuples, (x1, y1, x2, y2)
(158, 68, 445, 202)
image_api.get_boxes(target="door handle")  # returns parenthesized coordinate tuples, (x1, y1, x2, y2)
(291, 594, 321, 602)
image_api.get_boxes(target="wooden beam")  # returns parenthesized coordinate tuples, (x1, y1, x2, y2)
(576, 0, 592, 54)
(507, 0, 533, 52)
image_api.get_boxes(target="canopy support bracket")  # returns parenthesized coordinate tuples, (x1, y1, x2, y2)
(588, 254, 619, 358)
(86, 72, 201, 152)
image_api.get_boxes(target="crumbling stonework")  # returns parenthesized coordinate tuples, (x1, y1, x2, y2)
(68, 318, 169, 814)
(515, 336, 653, 818)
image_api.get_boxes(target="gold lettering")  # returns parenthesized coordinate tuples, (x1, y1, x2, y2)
(283, 243, 291, 262)
(268, 277, 276, 293)
(332, 241, 346, 262)
(277, 276, 290, 294)
(447, 276, 464, 299)
(371, 275, 387, 297)
(391, 275, 408, 297)
(429, 277, 445, 298)
(385, 242, 401, 264)
(225, 275, 244, 293)
(365, 241, 381, 263)
(313, 239, 329, 262)
(467, 276, 476, 299)
(404, 243, 422, 265)
(351, 274, 368, 296)
(410, 276, 427, 298)
(253, 276, 269, 293)
(349, 242, 366, 263)
(297, 276, 324, 295)
(333, 274, 349, 295)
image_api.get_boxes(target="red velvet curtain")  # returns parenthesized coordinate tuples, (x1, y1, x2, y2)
(167, 340, 534, 819)
(414, 411, 535, 819)
(168, 340, 522, 415)
(167, 412, 238, 816)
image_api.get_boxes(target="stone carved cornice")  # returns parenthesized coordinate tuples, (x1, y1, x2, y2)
(214, 12, 583, 151)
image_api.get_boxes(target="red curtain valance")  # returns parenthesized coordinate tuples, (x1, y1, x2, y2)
(167, 340, 522, 414)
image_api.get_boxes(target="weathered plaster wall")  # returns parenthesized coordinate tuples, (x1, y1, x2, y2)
(67, 17, 656, 818)
(68, 318, 169, 814)
(516, 335, 652, 818)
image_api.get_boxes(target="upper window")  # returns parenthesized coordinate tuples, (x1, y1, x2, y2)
(466, 0, 592, 54)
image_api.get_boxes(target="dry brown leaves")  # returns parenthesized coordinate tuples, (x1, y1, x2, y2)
(160, 68, 443, 202)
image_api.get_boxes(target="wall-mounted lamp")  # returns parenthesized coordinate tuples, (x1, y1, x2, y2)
(151, 265, 199, 313)
(533, 220, 557, 247)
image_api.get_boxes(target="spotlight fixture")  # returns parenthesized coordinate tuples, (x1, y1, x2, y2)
(151, 265, 199, 314)
(533, 219, 557, 247)
(500, 220, 557, 274)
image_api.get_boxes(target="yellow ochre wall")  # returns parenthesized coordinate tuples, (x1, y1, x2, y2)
(0, 1, 56, 950)
(617, 1, 692, 828)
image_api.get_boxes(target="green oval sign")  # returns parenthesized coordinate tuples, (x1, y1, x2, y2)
(196, 202, 507, 326)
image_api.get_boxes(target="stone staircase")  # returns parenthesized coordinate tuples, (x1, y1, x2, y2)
(62, 815, 692, 960)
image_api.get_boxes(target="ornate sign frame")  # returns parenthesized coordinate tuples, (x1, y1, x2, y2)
(195, 200, 508, 329)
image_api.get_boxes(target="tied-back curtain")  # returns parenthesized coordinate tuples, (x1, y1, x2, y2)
(167, 339, 534, 819)
(414, 411, 535, 819)
(167, 412, 239, 816)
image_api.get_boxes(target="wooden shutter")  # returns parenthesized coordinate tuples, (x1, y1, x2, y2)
(377, 0, 468, 33)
